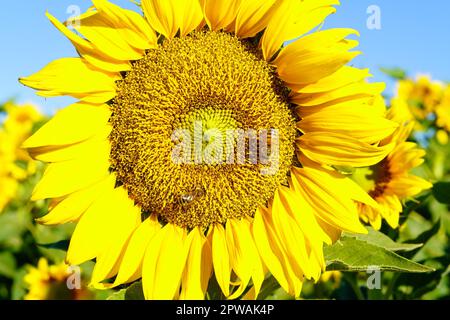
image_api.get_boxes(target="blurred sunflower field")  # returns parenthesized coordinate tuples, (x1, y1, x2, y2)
(0, 0, 449, 302)
(0, 101, 112, 300)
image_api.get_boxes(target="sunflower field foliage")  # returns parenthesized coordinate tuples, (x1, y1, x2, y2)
(0, 0, 449, 301)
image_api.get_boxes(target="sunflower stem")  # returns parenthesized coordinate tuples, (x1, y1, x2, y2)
(384, 273, 400, 300)
(343, 273, 365, 300)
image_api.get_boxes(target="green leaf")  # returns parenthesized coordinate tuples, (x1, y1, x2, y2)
(394, 256, 450, 299)
(106, 282, 145, 301)
(11, 268, 28, 300)
(402, 193, 432, 218)
(37, 240, 70, 251)
(207, 275, 226, 300)
(402, 219, 441, 260)
(106, 289, 126, 300)
(31, 119, 49, 134)
(257, 275, 288, 300)
(324, 237, 434, 273)
(432, 182, 450, 205)
(35, 224, 75, 262)
(0, 252, 17, 278)
(343, 228, 423, 252)
(0, 211, 28, 252)
(379, 67, 407, 80)
(125, 281, 145, 300)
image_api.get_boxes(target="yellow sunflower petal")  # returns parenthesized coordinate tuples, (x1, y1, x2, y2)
(211, 224, 231, 297)
(389, 142, 426, 173)
(388, 176, 432, 198)
(203, 0, 241, 32)
(31, 140, 111, 200)
(72, 6, 144, 61)
(291, 167, 368, 234)
(19, 58, 118, 103)
(252, 208, 289, 291)
(299, 159, 381, 210)
(142, 0, 203, 38)
(261, 0, 339, 60)
(297, 101, 398, 144)
(66, 184, 137, 266)
(274, 29, 360, 86)
(36, 175, 115, 226)
(292, 82, 385, 107)
(91, 187, 141, 284)
(22, 103, 111, 149)
(363, 204, 380, 224)
(316, 218, 342, 244)
(252, 207, 302, 296)
(330, 172, 380, 210)
(28, 125, 111, 163)
(46, 12, 131, 73)
(93, 0, 157, 50)
(180, 228, 212, 300)
(178, 0, 204, 37)
(294, 66, 371, 94)
(142, 0, 177, 38)
(112, 216, 161, 286)
(297, 132, 394, 167)
(240, 219, 265, 299)
(142, 224, 189, 299)
(378, 195, 402, 229)
(277, 185, 331, 251)
(225, 220, 250, 298)
(226, 219, 265, 300)
(235, 0, 279, 38)
(271, 190, 315, 279)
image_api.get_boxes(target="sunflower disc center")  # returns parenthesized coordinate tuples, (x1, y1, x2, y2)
(179, 108, 240, 161)
(109, 31, 296, 229)
(351, 159, 392, 198)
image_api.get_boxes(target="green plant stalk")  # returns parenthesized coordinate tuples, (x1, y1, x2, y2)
(343, 273, 365, 300)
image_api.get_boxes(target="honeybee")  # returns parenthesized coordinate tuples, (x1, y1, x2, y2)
(178, 186, 205, 207)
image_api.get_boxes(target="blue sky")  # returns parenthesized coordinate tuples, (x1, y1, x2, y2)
(1, 0, 449, 114)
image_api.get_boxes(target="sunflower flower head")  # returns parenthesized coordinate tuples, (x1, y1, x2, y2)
(3, 102, 42, 144)
(0, 102, 42, 212)
(24, 258, 86, 300)
(351, 104, 433, 230)
(396, 75, 444, 120)
(393, 75, 450, 145)
(20, 0, 398, 299)
(435, 85, 450, 144)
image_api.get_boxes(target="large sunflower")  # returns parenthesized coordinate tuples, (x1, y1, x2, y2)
(20, 0, 398, 299)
